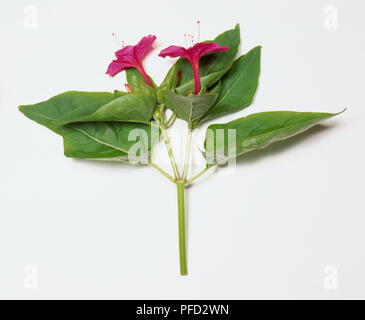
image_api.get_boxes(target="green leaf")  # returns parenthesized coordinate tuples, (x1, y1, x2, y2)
(208, 81, 222, 95)
(175, 24, 241, 96)
(52, 89, 156, 125)
(204, 110, 344, 164)
(19, 92, 159, 162)
(201, 46, 261, 123)
(126, 68, 158, 91)
(165, 92, 217, 123)
(64, 122, 159, 163)
(157, 64, 179, 104)
(114, 90, 128, 97)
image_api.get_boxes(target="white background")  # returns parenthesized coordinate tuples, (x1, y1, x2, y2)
(0, 0, 364, 299)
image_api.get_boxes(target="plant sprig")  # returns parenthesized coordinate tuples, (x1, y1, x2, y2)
(19, 23, 344, 275)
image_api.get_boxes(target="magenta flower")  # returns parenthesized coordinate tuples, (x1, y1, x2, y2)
(159, 42, 229, 94)
(106, 35, 156, 86)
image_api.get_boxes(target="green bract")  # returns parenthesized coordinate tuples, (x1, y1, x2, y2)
(19, 24, 344, 276)
(165, 92, 217, 123)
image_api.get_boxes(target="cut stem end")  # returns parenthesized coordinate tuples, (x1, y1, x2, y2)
(176, 181, 188, 275)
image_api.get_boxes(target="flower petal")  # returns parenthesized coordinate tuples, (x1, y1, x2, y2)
(115, 46, 134, 59)
(158, 42, 230, 95)
(135, 35, 156, 64)
(106, 60, 131, 77)
(159, 46, 191, 61)
(189, 42, 230, 62)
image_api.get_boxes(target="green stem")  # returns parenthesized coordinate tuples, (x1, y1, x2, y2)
(160, 124, 181, 180)
(182, 125, 192, 179)
(176, 181, 187, 275)
(149, 163, 175, 183)
(185, 165, 215, 185)
(165, 112, 176, 128)
(159, 104, 166, 124)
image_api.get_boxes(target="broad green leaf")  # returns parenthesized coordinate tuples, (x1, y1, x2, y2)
(201, 46, 261, 123)
(204, 110, 344, 164)
(53, 90, 156, 125)
(175, 24, 241, 96)
(157, 64, 179, 104)
(19, 92, 159, 162)
(165, 92, 217, 123)
(64, 122, 159, 163)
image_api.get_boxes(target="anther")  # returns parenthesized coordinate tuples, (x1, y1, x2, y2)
(112, 32, 125, 48)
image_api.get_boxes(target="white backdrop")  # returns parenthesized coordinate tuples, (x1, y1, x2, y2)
(0, 0, 364, 299)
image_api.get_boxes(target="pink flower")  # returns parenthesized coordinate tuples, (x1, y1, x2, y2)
(159, 42, 229, 94)
(106, 35, 156, 86)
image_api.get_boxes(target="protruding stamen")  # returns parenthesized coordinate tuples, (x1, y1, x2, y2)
(184, 34, 189, 48)
(187, 34, 193, 47)
(183, 22, 200, 48)
(112, 32, 125, 48)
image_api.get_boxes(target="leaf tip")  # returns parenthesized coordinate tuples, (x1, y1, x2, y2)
(338, 107, 347, 114)
(330, 107, 346, 118)
(254, 45, 262, 53)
